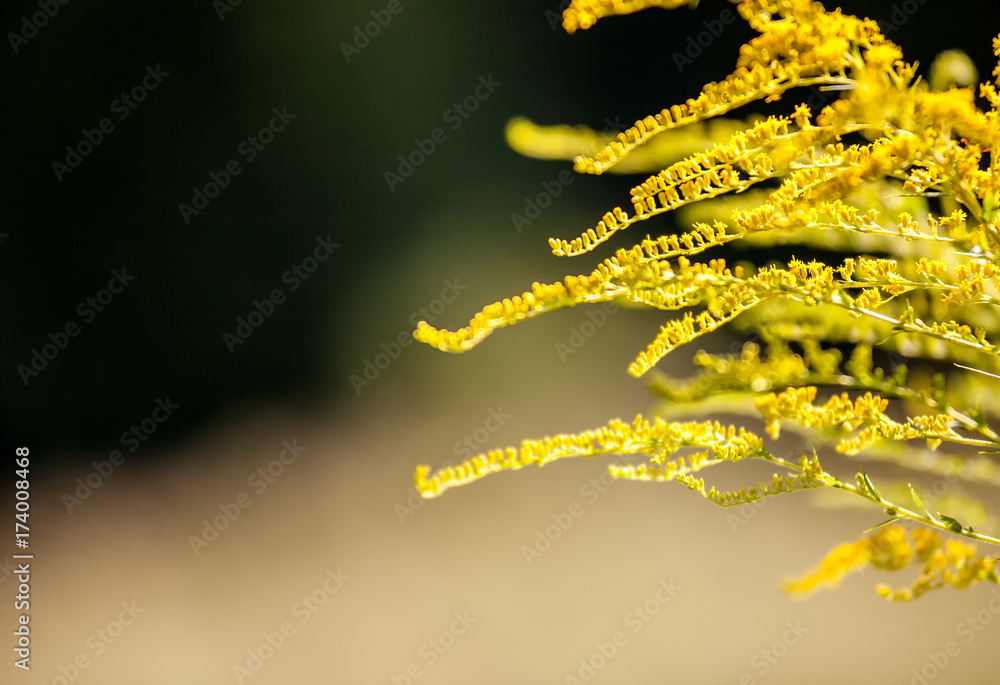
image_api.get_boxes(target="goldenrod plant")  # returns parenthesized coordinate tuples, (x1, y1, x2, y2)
(413, 0, 1000, 601)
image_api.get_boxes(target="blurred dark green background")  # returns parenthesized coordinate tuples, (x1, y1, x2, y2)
(2, 0, 994, 464)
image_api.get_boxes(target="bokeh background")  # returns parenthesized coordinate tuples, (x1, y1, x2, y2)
(2, 0, 1000, 683)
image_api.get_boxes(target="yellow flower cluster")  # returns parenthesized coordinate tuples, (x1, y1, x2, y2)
(749, 383, 986, 457)
(413, 273, 611, 353)
(413, 0, 1000, 599)
(669, 452, 826, 506)
(785, 526, 998, 601)
(415, 416, 767, 499)
(561, 0, 693, 35)
(784, 526, 914, 595)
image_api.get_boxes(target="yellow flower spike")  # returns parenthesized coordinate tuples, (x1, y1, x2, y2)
(784, 538, 872, 595)
(792, 526, 999, 601)
(506, 115, 763, 176)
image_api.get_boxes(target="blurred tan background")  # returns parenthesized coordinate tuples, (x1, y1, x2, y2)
(10, 304, 1000, 684)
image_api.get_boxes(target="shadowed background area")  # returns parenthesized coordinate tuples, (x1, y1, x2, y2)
(2, 0, 999, 683)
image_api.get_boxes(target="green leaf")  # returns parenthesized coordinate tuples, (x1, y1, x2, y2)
(909, 484, 932, 519)
(864, 518, 896, 533)
(969, 403, 988, 429)
(859, 467, 881, 500)
(938, 513, 965, 533)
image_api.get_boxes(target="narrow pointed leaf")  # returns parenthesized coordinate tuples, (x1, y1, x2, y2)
(909, 485, 932, 520)
(864, 518, 896, 533)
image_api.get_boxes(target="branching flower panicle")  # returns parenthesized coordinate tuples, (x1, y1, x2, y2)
(413, 0, 1000, 600)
